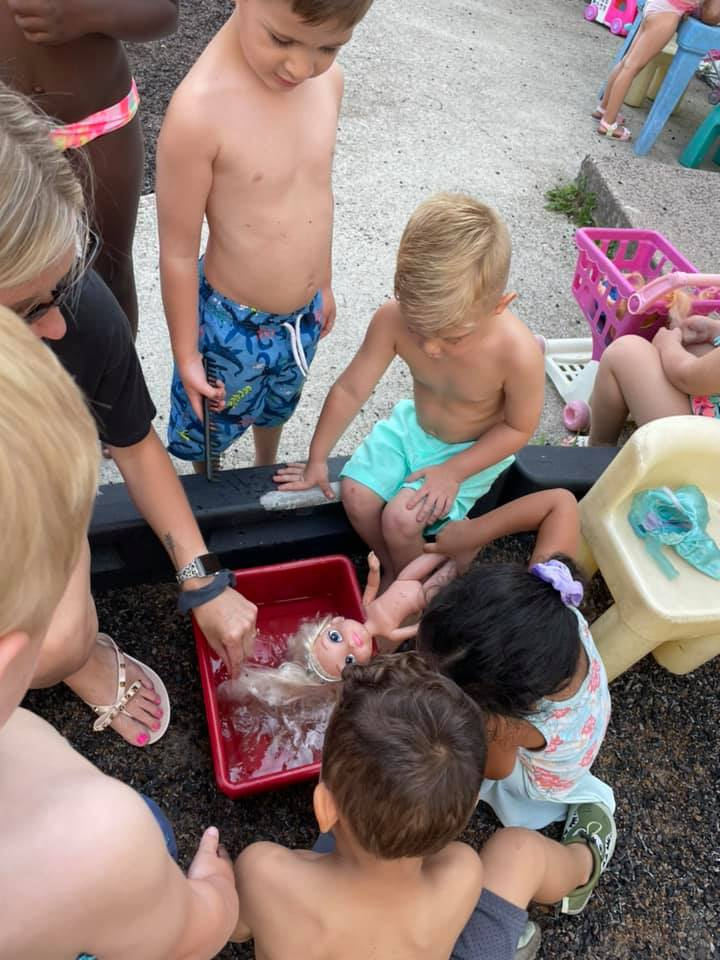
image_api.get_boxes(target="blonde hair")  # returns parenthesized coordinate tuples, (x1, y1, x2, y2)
(0, 306, 98, 638)
(394, 193, 512, 335)
(0, 81, 89, 289)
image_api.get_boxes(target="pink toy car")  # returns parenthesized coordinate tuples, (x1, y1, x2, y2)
(585, 0, 637, 35)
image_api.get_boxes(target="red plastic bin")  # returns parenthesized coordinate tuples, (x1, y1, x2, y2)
(572, 228, 720, 361)
(194, 555, 364, 798)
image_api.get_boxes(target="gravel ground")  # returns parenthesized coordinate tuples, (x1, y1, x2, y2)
(23, 537, 720, 959)
(25, 3, 719, 958)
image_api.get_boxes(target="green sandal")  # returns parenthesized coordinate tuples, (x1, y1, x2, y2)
(560, 802, 617, 915)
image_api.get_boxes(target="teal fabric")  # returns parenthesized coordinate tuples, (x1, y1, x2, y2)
(628, 485, 720, 580)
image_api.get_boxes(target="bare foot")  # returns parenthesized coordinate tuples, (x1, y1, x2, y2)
(65, 636, 164, 747)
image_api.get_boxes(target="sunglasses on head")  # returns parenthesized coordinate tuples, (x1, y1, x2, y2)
(21, 230, 102, 324)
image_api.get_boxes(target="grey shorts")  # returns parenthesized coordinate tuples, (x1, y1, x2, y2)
(451, 889, 528, 960)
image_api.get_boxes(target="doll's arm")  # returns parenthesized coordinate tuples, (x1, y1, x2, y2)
(362, 552, 381, 608)
(385, 623, 420, 650)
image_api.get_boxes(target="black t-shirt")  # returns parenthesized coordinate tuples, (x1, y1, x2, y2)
(50, 269, 156, 447)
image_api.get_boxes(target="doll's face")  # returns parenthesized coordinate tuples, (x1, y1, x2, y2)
(313, 616, 373, 679)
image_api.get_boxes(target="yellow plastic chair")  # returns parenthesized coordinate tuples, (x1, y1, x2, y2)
(578, 417, 720, 680)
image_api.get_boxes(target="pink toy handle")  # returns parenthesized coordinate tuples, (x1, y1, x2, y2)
(628, 273, 720, 315)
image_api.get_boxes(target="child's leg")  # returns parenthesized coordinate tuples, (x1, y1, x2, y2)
(589, 336, 690, 444)
(252, 425, 283, 466)
(341, 477, 396, 586)
(381, 488, 428, 576)
(84, 112, 144, 338)
(600, 13, 680, 127)
(481, 828, 593, 910)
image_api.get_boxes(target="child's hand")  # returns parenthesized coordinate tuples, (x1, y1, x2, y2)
(424, 520, 480, 574)
(676, 314, 720, 346)
(178, 353, 226, 423)
(273, 460, 335, 499)
(405, 465, 460, 526)
(653, 325, 683, 352)
(319, 287, 336, 339)
(8, 0, 86, 44)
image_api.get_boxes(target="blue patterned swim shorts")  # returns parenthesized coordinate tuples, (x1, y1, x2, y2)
(167, 261, 323, 461)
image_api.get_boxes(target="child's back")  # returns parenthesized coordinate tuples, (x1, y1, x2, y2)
(234, 839, 482, 960)
(231, 653, 488, 959)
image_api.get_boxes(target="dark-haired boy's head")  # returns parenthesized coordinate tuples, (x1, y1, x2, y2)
(316, 652, 486, 859)
(416, 555, 584, 719)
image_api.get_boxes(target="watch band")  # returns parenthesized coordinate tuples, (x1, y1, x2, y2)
(175, 553, 223, 584)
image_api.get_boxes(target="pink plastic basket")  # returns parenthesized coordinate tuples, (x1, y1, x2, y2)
(572, 228, 720, 360)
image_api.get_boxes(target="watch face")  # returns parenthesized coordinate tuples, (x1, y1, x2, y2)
(200, 553, 222, 575)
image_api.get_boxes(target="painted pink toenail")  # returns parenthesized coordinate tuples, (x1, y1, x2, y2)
(151, 721, 161, 731)
(137, 732, 149, 746)
(157, 707, 164, 717)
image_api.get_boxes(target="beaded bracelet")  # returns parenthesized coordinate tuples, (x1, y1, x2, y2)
(177, 568, 235, 615)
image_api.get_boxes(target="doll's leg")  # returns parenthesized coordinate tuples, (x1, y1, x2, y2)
(589, 336, 690, 445)
(341, 478, 396, 587)
(601, 13, 680, 126)
(394, 551, 452, 583)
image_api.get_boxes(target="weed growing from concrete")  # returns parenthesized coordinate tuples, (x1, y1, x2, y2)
(545, 178, 596, 227)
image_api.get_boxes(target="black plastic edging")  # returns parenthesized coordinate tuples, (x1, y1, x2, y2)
(89, 446, 618, 592)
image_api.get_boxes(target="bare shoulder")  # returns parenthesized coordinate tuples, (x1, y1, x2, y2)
(425, 842, 484, 905)
(236, 841, 313, 887)
(370, 298, 404, 332)
(500, 309, 543, 370)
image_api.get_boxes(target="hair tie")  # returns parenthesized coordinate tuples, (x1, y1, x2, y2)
(530, 559, 583, 608)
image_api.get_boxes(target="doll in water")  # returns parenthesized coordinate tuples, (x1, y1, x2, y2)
(218, 551, 456, 714)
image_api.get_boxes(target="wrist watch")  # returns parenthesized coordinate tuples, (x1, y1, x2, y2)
(176, 553, 223, 584)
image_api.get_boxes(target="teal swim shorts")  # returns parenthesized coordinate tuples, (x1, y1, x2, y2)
(340, 399, 514, 532)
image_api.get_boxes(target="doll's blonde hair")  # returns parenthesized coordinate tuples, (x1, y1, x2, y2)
(394, 193, 512, 335)
(0, 306, 98, 639)
(0, 81, 90, 289)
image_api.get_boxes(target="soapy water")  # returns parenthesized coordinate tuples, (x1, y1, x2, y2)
(216, 624, 338, 782)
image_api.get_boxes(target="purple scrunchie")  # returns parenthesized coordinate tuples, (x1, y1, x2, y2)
(530, 559, 583, 607)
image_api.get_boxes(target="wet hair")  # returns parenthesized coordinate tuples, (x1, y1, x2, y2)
(0, 81, 90, 289)
(394, 192, 512, 335)
(288, 0, 374, 28)
(416, 554, 584, 720)
(321, 651, 486, 859)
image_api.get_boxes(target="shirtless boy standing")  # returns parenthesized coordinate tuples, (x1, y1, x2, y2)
(0, 0, 178, 336)
(158, 0, 373, 468)
(0, 305, 238, 960)
(230, 653, 600, 960)
(275, 193, 545, 582)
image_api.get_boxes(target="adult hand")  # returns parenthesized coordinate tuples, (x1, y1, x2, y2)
(273, 460, 335, 499)
(192, 587, 257, 676)
(424, 520, 480, 575)
(178, 352, 225, 423)
(8, 0, 89, 44)
(319, 287, 336, 338)
(404, 465, 460, 526)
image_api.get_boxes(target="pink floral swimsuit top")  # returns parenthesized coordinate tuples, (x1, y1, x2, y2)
(517, 609, 611, 797)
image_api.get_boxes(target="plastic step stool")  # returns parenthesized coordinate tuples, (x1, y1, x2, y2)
(600, 6, 720, 154)
(624, 39, 680, 110)
(578, 417, 720, 681)
(634, 17, 720, 156)
(679, 103, 720, 167)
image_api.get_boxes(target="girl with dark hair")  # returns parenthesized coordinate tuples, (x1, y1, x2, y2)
(416, 490, 616, 915)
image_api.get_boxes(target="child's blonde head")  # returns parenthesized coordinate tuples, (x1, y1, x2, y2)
(0, 81, 89, 289)
(394, 193, 512, 335)
(284, 0, 374, 28)
(0, 306, 98, 639)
